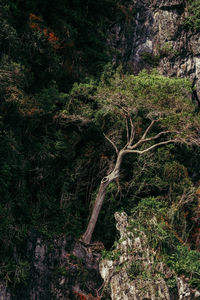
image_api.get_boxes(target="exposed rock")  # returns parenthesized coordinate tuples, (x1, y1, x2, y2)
(99, 212, 199, 300)
(100, 212, 171, 300)
(0, 284, 11, 300)
(109, 0, 200, 103)
(0, 234, 103, 299)
(177, 276, 191, 300)
(154, 0, 184, 9)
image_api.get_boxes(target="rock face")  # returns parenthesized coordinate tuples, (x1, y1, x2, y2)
(110, 0, 200, 104)
(100, 212, 171, 300)
(0, 233, 103, 299)
(99, 212, 199, 300)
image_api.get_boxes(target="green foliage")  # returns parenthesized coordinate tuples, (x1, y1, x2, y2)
(164, 245, 200, 289)
(128, 261, 142, 279)
(184, 0, 200, 31)
(130, 197, 175, 251)
(129, 194, 200, 289)
(158, 42, 179, 57)
(93, 68, 196, 152)
(141, 52, 160, 66)
(0, 258, 30, 286)
(101, 241, 121, 260)
(98, 68, 193, 112)
(66, 79, 98, 118)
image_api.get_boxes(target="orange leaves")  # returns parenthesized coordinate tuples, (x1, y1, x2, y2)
(28, 13, 60, 49)
(29, 23, 41, 31)
(48, 32, 59, 42)
(29, 13, 43, 31)
(28, 13, 75, 51)
(73, 290, 101, 300)
(73, 291, 88, 300)
(29, 13, 42, 22)
(43, 28, 48, 36)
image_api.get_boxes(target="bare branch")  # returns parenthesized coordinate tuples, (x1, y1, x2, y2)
(141, 119, 157, 140)
(116, 103, 129, 116)
(124, 139, 177, 155)
(103, 133, 119, 155)
(121, 106, 129, 114)
(129, 117, 135, 145)
(125, 117, 130, 144)
(142, 130, 176, 143)
(127, 119, 157, 150)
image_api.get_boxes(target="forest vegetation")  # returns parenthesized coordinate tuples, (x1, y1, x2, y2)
(0, 0, 200, 293)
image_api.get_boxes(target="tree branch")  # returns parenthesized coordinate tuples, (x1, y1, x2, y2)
(129, 117, 135, 145)
(142, 119, 156, 140)
(124, 139, 177, 155)
(103, 133, 119, 154)
(142, 130, 176, 143)
(127, 119, 157, 150)
(125, 117, 130, 144)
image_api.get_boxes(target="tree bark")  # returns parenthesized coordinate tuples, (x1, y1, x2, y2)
(82, 150, 124, 244)
(81, 176, 111, 244)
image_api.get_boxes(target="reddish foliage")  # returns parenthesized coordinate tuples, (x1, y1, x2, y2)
(48, 32, 59, 42)
(29, 13, 42, 22)
(29, 13, 60, 49)
(73, 290, 101, 300)
(29, 23, 41, 31)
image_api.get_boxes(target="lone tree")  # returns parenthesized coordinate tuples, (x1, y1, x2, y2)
(80, 70, 200, 244)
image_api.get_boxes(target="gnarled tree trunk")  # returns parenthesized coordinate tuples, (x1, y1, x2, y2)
(82, 151, 124, 244)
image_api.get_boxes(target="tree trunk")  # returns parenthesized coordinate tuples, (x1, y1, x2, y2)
(82, 150, 124, 244)
(81, 176, 111, 244)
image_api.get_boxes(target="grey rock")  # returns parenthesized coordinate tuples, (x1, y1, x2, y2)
(0, 234, 103, 299)
(108, 0, 200, 102)
(100, 212, 199, 300)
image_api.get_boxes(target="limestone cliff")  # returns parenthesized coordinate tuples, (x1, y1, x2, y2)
(100, 212, 200, 300)
(110, 0, 200, 104)
(0, 234, 103, 299)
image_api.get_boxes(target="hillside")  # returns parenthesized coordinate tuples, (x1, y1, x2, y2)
(0, 0, 200, 299)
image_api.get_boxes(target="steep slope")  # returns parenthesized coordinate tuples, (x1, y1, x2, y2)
(100, 212, 200, 300)
(0, 0, 200, 299)
(110, 0, 200, 103)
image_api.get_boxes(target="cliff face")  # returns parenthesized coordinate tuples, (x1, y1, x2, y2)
(0, 235, 103, 299)
(110, 0, 200, 103)
(100, 212, 200, 300)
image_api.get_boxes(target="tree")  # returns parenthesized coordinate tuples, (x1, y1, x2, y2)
(81, 70, 200, 244)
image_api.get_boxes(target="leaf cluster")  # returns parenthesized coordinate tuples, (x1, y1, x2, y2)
(94, 68, 198, 148)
